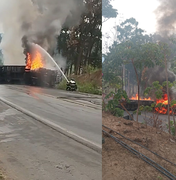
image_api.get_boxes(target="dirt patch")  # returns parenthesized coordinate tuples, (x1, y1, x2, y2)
(72, 69, 102, 87)
(102, 112, 176, 180)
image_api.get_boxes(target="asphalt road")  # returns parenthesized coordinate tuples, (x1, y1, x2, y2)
(0, 101, 101, 180)
(0, 85, 102, 147)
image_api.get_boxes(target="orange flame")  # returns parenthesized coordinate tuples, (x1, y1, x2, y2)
(25, 53, 31, 69)
(155, 94, 176, 115)
(130, 93, 176, 114)
(156, 94, 168, 105)
(130, 93, 152, 101)
(25, 51, 44, 70)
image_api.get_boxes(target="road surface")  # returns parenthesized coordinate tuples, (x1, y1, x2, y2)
(0, 85, 102, 147)
(0, 100, 101, 180)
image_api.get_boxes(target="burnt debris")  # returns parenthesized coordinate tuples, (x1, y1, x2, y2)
(0, 65, 58, 88)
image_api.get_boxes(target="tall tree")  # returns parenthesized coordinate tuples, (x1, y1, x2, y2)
(103, 18, 164, 122)
(56, 0, 102, 75)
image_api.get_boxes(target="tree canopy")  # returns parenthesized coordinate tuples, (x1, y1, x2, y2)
(102, 0, 118, 23)
(56, 0, 101, 75)
(102, 17, 176, 95)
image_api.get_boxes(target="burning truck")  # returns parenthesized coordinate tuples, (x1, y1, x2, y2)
(0, 47, 60, 87)
(23, 42, 77, 90)
(24, 47, 58, 87)
(0, 45, 77, 90)
(127, 93, 176, 115)
(0, 65, 58, 88)
(123, 66, 176, 115)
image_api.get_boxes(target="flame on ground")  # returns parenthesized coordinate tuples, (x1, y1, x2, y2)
(130, 93, 152, 101)
(25, 51, 44, 70)
(130, 93, 176, 114)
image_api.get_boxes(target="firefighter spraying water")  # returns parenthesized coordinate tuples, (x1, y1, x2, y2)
(25, 43, 78, 91)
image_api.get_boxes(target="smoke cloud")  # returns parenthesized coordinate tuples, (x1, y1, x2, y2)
(54, 54, 67, 71)
(0, 0, 84, 65)
(144, 1, 176, 99)
(142, 66, 176, 99)
(155, 0, 176, 36)
(146, 66, 176, 86)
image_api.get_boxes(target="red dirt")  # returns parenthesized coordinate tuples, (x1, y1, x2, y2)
(102, 112, 176, 180)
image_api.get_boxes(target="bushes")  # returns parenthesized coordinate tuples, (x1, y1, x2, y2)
(57, 79, 101, 95)
(77, 82, 101, 95)
(57, 80, 67, 90)
(104, 90, 129, 117)
(167, 121, 175, 136)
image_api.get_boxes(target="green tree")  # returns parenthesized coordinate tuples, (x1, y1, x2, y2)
(103, 18, 164, 122)
(57, 0, 101, 75)
(105, 89, 130, 117)
(102, 0, 118, 23)
(144, 81, 176, 134)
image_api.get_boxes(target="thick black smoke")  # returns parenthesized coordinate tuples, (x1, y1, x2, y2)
(146, 66, 175, 85)
(22, 36, 31, 64)
(142, 0, 176, 99)
(143, 66, 176, 99)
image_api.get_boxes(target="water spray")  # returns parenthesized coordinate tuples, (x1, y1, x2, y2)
(34, 44, 69, 82)
(33, 43, 77, 91)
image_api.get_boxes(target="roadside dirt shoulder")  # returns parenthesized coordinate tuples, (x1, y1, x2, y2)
(102, 112, 176, 180)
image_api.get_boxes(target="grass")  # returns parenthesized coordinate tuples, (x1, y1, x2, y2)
(77, 81, 101, 95)
(57, 68, 102, 95)
(57, 80, 67, 90)
(157, 176, 163, 180)
(57, 79, 101, 95)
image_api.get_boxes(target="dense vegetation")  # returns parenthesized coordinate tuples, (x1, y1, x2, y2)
(102, 16, 176, 134)
(56, 0, 102, 75)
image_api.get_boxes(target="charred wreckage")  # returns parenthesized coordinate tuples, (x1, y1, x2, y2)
(0, 65, 58, 87)
(0, 41, 78, 90)
(0, 37, 78, 91)
(0, 65, 77, 91)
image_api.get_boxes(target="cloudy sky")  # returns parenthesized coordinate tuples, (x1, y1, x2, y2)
(102, 0, 160, 54)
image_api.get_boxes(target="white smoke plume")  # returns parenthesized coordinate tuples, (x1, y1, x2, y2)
(0, 0, 84, 65)
(0, 0, 38, 65)
(54, 54, 67, 71)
